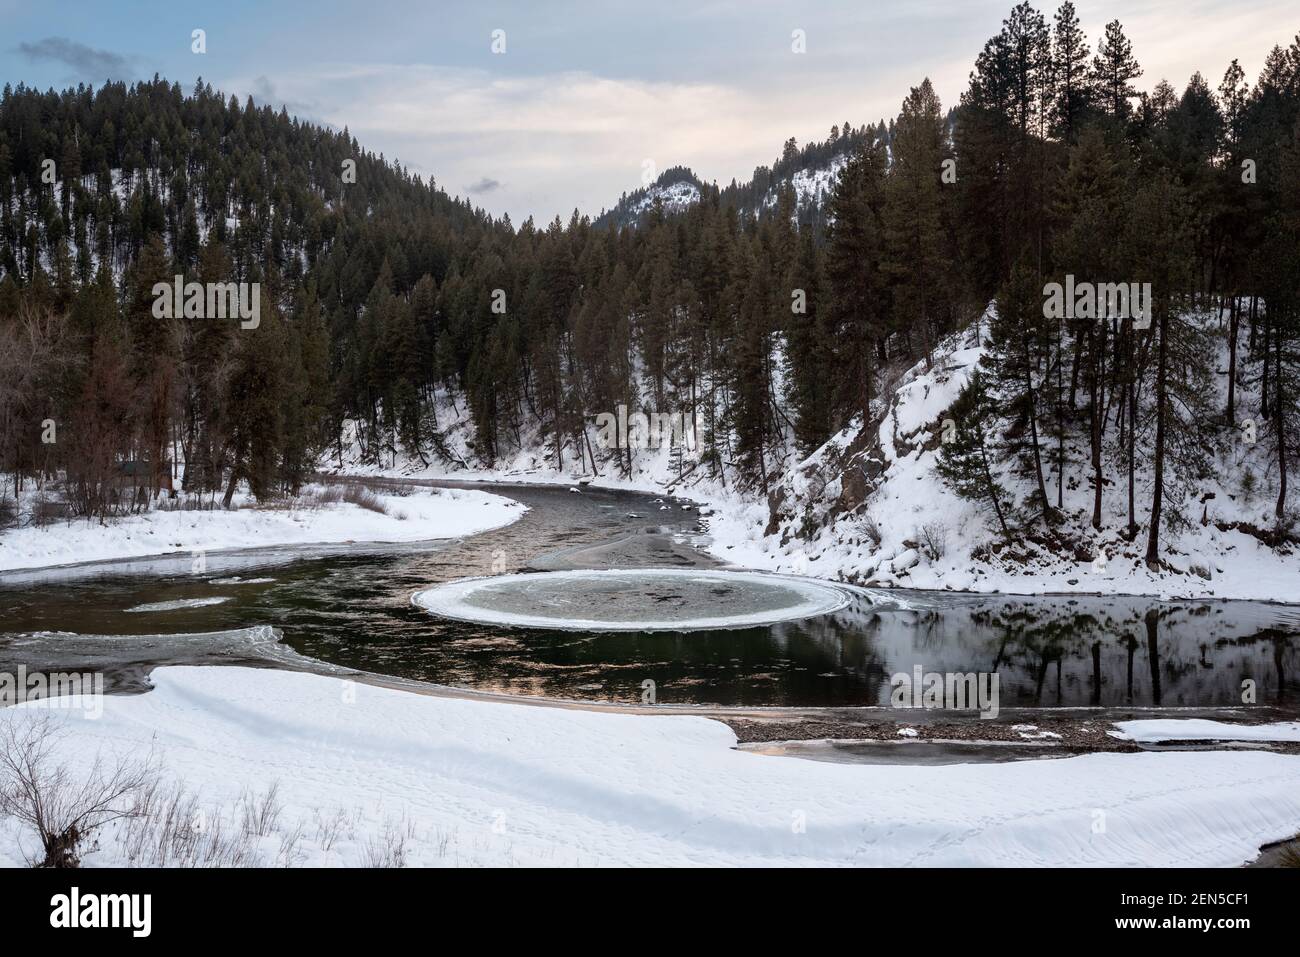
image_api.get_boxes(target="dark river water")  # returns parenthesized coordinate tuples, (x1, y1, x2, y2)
(1, 480, 1297, 710)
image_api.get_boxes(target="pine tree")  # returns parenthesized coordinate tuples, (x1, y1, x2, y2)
(884, 78, 951, 370)
(825, 136, 889, 428)
(1091, 20, 1142, 121)
(784, 231, 832, 455)
(1050, 1, 1091, 140)
(984, 254, 1052, 521)
(936, 370, 1013, 540)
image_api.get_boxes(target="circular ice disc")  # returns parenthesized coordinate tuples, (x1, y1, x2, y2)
(411, 568, 866, 632)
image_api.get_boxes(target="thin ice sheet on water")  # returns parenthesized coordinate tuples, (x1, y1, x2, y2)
(412, 568, 888, 631)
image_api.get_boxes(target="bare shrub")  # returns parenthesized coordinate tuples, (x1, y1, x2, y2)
(276, 819, 307, 867)
(0, 715, 157, 867)
(861, 515, 883, 548)
(277, 486, 341, 512)
(917, 521, 948, 561)
(266, 483, 391, 515)
(30, 496, 72, 528)
(308, 485, 345, 507)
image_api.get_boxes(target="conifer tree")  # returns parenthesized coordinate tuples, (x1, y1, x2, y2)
(1050, 1, 1091, 140)
(1091, 20, 1143, 121)
(983, 254, 1052, 521)
(824, 137, 889, 427)
(884, 78, 951, 369)
(936, 370, 1013, 540)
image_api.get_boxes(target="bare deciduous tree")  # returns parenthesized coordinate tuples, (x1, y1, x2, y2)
(0, 714, 157, 868)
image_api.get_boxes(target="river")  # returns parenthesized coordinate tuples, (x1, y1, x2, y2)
(1, 479, 1297, 714)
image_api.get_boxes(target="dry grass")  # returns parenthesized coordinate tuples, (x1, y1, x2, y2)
(291, 483, 390, 515)
(1277, 840, 1300, 868)
(362, 819, 410, 868)
(341, 484, 389, 515)
(239, 781, 282, 837)
(862, 515, 883, 548)
(115, 780, 259, 867)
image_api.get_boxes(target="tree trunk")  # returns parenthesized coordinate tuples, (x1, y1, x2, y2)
(980, 441, 1010, 541)
(1127, 326, 1137, 538)
(1276, 316, 1288, 519)
(1021, 337, 1050, 520)
(221, 469, 239, 509)
(1145, 308, 1169, 568)
(1090, 328, 1103, 530)
(1226, 294, 1239, 426)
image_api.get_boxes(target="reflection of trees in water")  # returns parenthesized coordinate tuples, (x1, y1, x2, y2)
(281, 582, 1298, 707)
(902, 598, 1298, 707)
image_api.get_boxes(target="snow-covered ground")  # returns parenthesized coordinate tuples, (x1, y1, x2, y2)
(2, 666, 1297, 868)
(0, 483, 524, 573)
(1112, 719, 1300, 744)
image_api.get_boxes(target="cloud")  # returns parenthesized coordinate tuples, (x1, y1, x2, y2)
(16, 36, 131, 82)
(249, 75, 330, 126)
(237, 64, 817, 221)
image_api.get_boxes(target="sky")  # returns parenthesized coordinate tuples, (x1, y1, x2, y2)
(1, 1, 1295, 223)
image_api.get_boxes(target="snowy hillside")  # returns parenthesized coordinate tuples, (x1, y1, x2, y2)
(708, 309, 1300, 602)
(758, 153, 848, 222)
(627, 177, 700, 218)
(596, 143, 857, 228)
(596, 169, 705, 228)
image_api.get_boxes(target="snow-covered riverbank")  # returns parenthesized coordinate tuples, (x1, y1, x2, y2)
(326, 449, 1300, 603)
(0, 484, 525, 573)
(321, 316, 1300, 604)
(1, 666, 1297, 867)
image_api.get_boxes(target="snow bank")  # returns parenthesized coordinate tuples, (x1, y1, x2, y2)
(0, 484, 525, 573)
(1112, 719, 1300, 744)
(2, 666, 1297, 867)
